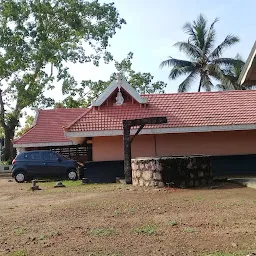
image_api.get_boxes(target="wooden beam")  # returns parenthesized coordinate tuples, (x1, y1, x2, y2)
(123, 117, 167, 127)
(130, 124, 145, 144)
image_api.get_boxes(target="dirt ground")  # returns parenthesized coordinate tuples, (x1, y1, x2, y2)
(0, 178, 256, 256)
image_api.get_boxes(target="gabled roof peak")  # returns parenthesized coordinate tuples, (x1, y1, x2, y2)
(91, 73, 148, 107)
(238, 40, 256, 86)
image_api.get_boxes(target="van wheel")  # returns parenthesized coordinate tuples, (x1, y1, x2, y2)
(14, 171, 26, 183)
(67, 169, 78, 180)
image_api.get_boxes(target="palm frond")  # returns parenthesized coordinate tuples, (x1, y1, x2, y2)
(203, 18, 218, 55)
(209, 35, 239, 60)
(234, 53, 243, 61)
(212, 58, 244, 67)
(168, 65, 197, 80)
(178, 71, 198, 92)
(160, 57, 197, 80)
(208, 64, 225, 81)
(201, 74, 213, 91)
(160, 57, 195, 69)
(211, 62, 242, 91)
(182, 22, 200, 47)
(215, 81, 236, 90)
(193, 14, 207, 50)
(173, 42, 202, 59)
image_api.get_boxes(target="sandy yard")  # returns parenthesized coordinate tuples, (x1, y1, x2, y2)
(0, 178, 256, 256)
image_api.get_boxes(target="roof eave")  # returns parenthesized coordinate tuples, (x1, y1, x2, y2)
(13, 141, 77, 148)
(65, 123, 256, 138)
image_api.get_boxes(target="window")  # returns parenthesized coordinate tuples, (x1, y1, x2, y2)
(27, 152, 40, 160)
(43, 151, 58, 161)
(24, 153, 29, 159)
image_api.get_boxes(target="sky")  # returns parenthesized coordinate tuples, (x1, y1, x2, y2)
(63, 0, 256, 96)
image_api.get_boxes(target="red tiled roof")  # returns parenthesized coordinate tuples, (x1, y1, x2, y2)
(13, 90, 256, 146)
(66, 90, 256, 132)
(13, 108, 86, 145)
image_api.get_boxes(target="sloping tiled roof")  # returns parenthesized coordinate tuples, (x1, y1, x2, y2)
(66, 90, 256, 132)
(13, 108, 86, 145)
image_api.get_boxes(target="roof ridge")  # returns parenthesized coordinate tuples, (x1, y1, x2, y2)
(40, 107, 87, 111)
(12, 124, 38, 144)
(142, 89, 256, 97)
(64, 108, 92, 131)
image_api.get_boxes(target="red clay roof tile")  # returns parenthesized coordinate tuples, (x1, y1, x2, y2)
(66, 90, 256, 132)
(14, 90, 256, 145)
(13, 108, 86, 145)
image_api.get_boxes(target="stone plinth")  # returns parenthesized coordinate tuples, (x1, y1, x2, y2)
(131, 155, 212, 188)
(132, 157, 164, 188)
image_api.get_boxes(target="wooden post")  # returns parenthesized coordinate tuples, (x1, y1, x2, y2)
(123, 122, 132, 184)
(123, 117, 167, 185)
(31, 180, 40, 191)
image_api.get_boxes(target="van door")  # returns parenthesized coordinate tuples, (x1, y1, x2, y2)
(42, 151, 65, 178)
(25, 152, 46, 178)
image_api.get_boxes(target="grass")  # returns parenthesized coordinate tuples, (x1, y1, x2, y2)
(12, 250, 26, 256)
(90, 228, 117, 237)
(195, 196, 204, 201)
(114, 210, 120, 216)
(39, 234, 47, 240)
(129, 207, 135, 213)
(134, 225, 156, 235)
(13, 227, 25, 235)
(38, 180, 81, 187)
(36, 181, 123, 192)
(168, 221, 178, 226)
(183, 227, 198, 233)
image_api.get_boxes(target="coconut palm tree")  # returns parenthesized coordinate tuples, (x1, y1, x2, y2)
(216, 54, 248, 90)
(160, 14, 241, 92)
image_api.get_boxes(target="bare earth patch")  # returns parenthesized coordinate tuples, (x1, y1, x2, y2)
(0, 179, 256, 256)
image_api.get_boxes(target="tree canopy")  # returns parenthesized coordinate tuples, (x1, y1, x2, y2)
(62, 52, 167, 108)
(15, 115, 34, 139)
(0, 0, 125, 160)
(160, 14, 241, 92)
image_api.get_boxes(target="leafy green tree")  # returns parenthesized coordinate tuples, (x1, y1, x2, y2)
(63, 52, 167, 107)
(160, 14, 240, 92)
(15, 115, 34, 139)
(0, 0, 125, 160)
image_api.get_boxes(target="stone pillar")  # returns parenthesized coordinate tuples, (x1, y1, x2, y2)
(131, 157, 164, 188)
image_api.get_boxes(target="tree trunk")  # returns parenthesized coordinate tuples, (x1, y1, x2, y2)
(0, 89, 18, 161)
(198, 77, 203, 92)
(3, 127, 15, 161)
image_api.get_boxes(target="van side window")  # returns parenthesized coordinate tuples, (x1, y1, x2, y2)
(29, 152, 41, 160)
(24, 153, 29, 159)
(43, 151, 58, 161)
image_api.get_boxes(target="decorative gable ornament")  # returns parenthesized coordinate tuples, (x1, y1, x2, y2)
(115, 73, 124, 105)
(91, 73, 148, 107)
